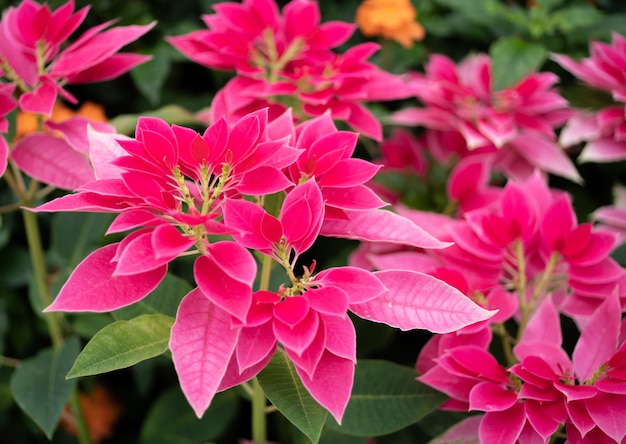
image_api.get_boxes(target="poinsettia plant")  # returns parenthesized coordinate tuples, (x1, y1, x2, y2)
(2, 0, 626, 443)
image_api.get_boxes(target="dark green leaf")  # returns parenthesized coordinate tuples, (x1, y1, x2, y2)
(140, 386, 238, 444)
(326, 360, 447, 437)
(0, 246, 32, 287)
(50, 212, 113, 268)
(258, 349, 327, 443)
(112, 273, 192, 320)
(9, 337, 80, 439)
(490, 36, 547, 91)
(131, 42, 172, 106)
(66, 314, 174, 378)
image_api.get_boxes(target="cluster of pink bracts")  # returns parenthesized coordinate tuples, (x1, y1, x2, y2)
(3, 0, 626, 443)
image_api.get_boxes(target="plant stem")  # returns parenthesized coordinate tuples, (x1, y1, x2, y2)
(250, 252, 274, 444)
(251, 377, 267, 444)
(21, 208, 64, 349)
(70, 390, 92, 444)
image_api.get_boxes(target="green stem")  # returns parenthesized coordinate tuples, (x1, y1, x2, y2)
(251, 377, 267, 444)
(70, 389, 92, 444)
(259, 254, 273, 293)
(250, 246, 275, 444)
(21, 208, 64, 349)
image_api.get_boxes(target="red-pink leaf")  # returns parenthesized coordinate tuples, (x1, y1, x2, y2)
(170, 288, 241, 417)
(45, 243, 166, 312)
(350, 270, 496, 333)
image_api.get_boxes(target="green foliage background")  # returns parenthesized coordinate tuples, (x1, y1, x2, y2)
(1, 0, 626, 443)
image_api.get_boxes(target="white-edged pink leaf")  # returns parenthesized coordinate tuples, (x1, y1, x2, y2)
(170, 288, 241, 418)
(350, 270, 496, 333)
(321, 209, 450, 249)
(44, 243, 167, 312)
(87, 125, 128, 180)
(11, 133, 95, 190)
(573, 289, 621, 382)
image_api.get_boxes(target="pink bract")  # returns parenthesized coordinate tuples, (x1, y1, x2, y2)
(391, 53, 580, 182)
(170, 0, 414, 140)
(0, 0, 154, 115)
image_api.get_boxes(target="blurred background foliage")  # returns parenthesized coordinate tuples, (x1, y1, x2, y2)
(1, 0, 626, 443)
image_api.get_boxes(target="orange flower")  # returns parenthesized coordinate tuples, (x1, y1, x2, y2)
(60, 383, 122, 444)
(355, 0, 425, 48)
(15, 100, 107, 140)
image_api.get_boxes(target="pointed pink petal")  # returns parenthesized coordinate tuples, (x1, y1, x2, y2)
(170, 288, 241, 417)
(236, 322, 277, 372)
(478, 403, 526, 444)
(321, 209, 451, 249)
(223, 198, 276, 251)
(573, 290, 621, 382)
(315, 266, 387, 304)
(469, 381, 517, 412)
(295, 351, 354, 424)
(113, 229, 173, 275)
(580, 138, 626, 163)
(18, 76, 58, 115)
(194, 243, 255, 323)
(305, 286, 349, 317)
(520, 296, 562, 347)
(350, 270, 496, 333)
(273, 309, 319, 356)
(322, 315, 356, 362)
(44, 243, 166, 312)
(152, 224, 195, 260)
(585, 392, 626, 443)
(510, 134, 582, 183)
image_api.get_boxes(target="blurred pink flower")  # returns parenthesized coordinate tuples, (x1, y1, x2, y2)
(392, 54, 580, 182)
(170, 0, 415, 140)
(0, 0, 154, 115)
(554, 34, 626, 163)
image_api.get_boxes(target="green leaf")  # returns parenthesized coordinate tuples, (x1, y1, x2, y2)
(131, 42, 172, 106)
(490, 36, 547, 91)
(110, 104, 201, 135)
(66, 314, 174, 378)
(9, 337, 80, 439)
(112, 273, 192, 320)
(326, 360, 447, 437)
(50, 212, 113, 268)
(140, 386, 238, 444)
(258, 349, 328, 443)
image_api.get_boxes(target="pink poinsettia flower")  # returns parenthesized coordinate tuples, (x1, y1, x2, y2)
(167, 0, 354, 75)
(594, 185, 626, 247)
(171, 0, 414, 140)
(34, 106, 495, 422)
(559, 107, 626, 163)
(552, 33, 626, 102)
(0, 0, 154, 115)
(553, 33, 626, 163)
(37, 110, 300, 318)
(391, 53, 580, 182)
